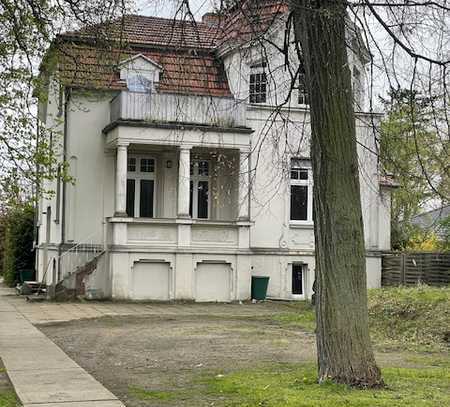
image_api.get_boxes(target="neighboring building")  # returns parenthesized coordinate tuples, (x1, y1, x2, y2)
(411, 205, 450, 239)
(36, 1, 394, 301)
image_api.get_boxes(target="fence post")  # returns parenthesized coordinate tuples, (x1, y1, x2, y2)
(400, 253, 406, 285)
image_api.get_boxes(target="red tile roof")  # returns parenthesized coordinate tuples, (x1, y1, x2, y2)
(57, 43, 231, 96)
(216, 1, 287, 50)
(53, 2, 286, 96)
(61, 14, 221, 50)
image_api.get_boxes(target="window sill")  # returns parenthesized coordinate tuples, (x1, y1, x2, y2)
(289, 222, 314, 229)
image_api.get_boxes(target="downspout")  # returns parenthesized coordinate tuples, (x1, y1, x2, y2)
(33, 112, 41, 279)
(56, 87, 70, 284)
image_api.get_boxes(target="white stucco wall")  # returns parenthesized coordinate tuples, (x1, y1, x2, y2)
(36, 18, 389, 299)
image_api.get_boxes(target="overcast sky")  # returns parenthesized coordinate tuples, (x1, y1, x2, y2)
(137, 0, 213, 20)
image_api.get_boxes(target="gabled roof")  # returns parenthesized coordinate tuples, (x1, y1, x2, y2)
(118, 54, 163, 71)
(50, 2, 287, 96)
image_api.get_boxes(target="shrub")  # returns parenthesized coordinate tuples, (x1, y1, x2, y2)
(2, 203, 35, 286)
(368, 285, 450, 351)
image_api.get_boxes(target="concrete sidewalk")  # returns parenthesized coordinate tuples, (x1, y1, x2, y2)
(0, 285, 125, 407)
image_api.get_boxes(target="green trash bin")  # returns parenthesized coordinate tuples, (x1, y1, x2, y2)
(19, 270, 35, 284)
(251, 276, 270, 300)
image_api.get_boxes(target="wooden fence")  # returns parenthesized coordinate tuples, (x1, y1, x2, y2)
(381, 252, 450, 286)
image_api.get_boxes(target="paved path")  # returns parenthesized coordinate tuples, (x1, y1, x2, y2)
(0, 285, 125, 407)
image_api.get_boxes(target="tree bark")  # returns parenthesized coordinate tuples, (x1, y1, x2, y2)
(290, 0, 383, 387)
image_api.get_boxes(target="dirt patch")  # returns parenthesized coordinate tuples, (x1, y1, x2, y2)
(39, 314, 316, 406)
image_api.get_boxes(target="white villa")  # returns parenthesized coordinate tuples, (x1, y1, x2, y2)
(36, 1, 394, 301)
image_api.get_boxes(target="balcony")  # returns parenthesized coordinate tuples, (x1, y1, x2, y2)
(110, 91, 247, 128)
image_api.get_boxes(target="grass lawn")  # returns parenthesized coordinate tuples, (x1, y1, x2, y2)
(0, 361, 20, 407)
(202, 361, 450, 407)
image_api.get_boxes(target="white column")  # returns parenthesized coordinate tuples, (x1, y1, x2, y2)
(115, 143, 128, 216)
(238, 150, 250, 221)
(177, 146, 191, 218)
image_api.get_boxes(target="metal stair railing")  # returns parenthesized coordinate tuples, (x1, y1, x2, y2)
(58, 231, 105, 281)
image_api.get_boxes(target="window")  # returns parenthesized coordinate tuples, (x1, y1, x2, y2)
(249, 61, 267, 104)
(352, 67, 363, 108)
(298, 65, 309, 105)
(189, 159, 210, 219)
(290, 158, 313, 223)
(292, 263, 304, 295)
(127, 74, 153, 93)
(126, 156, 155, 218)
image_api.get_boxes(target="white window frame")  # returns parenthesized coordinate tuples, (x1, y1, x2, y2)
(190, 159, 211, 219)
(297, 65, 309, 106)
(127, 155, 157, 218)
(249, 62, 267, 104)
(289, 158, 313, 225)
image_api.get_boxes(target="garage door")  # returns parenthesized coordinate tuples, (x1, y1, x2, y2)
(195, 263, 231, 302)
(132, 262, 170, 300)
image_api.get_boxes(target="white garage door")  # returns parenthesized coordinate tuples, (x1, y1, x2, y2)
(132, 262, 170, 300)
(196, 263, 231, 302)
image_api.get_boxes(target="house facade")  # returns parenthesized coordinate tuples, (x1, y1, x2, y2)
(36, 2, 393, 301)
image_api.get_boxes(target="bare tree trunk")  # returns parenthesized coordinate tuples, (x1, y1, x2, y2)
(290, 0, 383, 387)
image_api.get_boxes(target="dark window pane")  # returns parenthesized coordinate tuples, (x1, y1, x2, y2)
(290, 185, 308, 220)
(126, 179, 135, 217)
(198, 160, 209, 176)
(299, 169, 308, 180)
(292, 263, 303, 295)
(249, 72, 267, 104)
(197, 181, 209, 219)
(298, 66, 309, 105)
(189, 181, 193, 217)
(140, 180, 154, 218)
(140, 158, 154, 173)
(290, 170, 299, 180)
(127, 157, 136, 172)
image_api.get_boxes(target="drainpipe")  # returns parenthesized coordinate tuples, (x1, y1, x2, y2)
(33, 113, 41, 277)
(55, 87, 70, 294)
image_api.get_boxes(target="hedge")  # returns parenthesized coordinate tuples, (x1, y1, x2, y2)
(1, 203, 35, 287)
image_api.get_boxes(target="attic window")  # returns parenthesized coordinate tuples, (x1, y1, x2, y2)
(127, 74, 153, 93)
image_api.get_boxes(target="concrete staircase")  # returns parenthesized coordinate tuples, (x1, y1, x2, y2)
(55, 252, 105, 301)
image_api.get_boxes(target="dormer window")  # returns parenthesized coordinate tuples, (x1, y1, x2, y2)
(126, 74, 152, 93)
(249, 61, 267, 104)
(119, 54, 162, 94)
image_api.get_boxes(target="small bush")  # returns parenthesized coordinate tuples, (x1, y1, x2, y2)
(2, 203, 35, 286)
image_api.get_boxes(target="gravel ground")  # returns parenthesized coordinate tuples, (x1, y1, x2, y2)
(39, 314, 316, 406)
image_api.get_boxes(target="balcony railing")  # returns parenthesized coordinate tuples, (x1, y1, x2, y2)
(110, 91, 247, 128)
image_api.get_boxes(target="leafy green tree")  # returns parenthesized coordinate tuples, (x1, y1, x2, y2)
(0, 0, 126, 201)
(380, 89, 449, 250)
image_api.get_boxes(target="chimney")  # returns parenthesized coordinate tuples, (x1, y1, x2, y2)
(202, 12, 220, 27)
